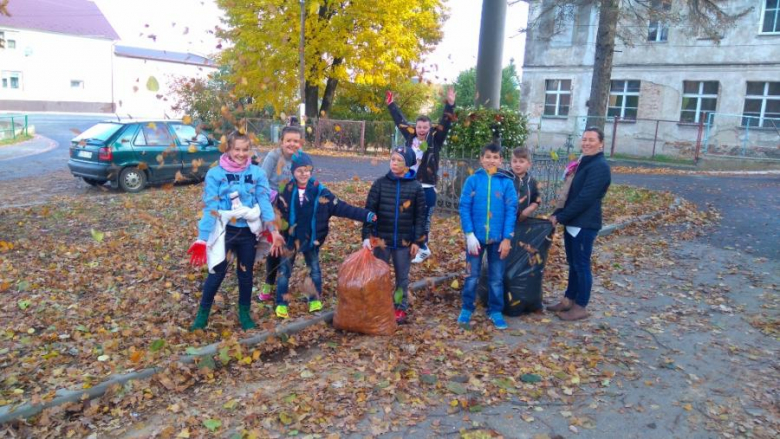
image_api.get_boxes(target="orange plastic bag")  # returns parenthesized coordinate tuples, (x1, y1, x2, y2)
(333, 248, 397, 335)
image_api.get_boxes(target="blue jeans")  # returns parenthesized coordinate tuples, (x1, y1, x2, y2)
(422, 186, 436, 249)
(563, 228, 599, 307)
(201, 226, 257, 308)
(462, 243, 505, 315)
(373, 247, 411, 310)
(275, 248, 322, 306)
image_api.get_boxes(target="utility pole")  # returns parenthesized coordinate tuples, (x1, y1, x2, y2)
(475, 0, 506, 110)
(299, 0, 306, 122)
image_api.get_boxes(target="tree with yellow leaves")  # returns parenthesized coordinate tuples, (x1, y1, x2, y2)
(217, 0, 447, 119)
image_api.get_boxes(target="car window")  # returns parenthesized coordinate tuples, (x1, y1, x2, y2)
(139, 124, 173, 146)
(171, 123, 209, 145)
(74, 123, 123, 142)
(133, 129, 147, 146)
(115, 125, 137, 146)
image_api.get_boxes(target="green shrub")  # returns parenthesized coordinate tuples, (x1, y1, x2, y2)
(446, 107, 529, 159)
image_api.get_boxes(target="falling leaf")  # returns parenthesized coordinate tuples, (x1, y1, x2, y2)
(149, 339, 165, 352)
(202, 419, 222, 432)
(182, 115, 192, 125)
(17, 299, 31, 310)
(146, 76, 160, 92)
(188, 144, 197, 153)
(450, 279, 460, 289)
(90, 228, 105, 243)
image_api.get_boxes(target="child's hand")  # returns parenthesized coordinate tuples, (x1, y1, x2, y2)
(410, 244, 420, 257)
(446, 87, 455, 105)
(187, 240, 207, 267)
(521, 205, 536, 218)
(385, 91, 394, 105)
(466, 233, 481, 256)
(270, 231, 285, 256)
(549, 215, 558, 226)
(499, 239, 511, 259)
(362, 238, 373, 251)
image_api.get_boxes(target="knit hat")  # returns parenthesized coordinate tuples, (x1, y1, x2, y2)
(392, 146, 417, 168)
(291, 151, 314, 174)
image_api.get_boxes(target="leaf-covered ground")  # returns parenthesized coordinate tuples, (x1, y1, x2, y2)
(7, 182, 767, 439)
(0, 183, 670, 408)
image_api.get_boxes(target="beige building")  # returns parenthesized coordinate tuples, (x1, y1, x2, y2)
(520, 0, 780, 158)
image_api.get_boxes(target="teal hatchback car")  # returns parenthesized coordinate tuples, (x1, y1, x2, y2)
(67, 120, 221, 192)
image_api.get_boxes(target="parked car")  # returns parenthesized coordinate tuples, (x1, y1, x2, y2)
(67, 120, 221, 192)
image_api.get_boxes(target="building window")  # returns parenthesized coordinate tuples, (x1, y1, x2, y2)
(680, 81, 718, 124)
(1, 71, 21, 89)
(544, 79, 571, 117)
(6, 39, 15, 49)
(71, 80, 84, 89)
(608, 80, 640, 119)
(742, 82, 780, 128)
(647, 0, 671, 42)
(762, 0, 780, 34)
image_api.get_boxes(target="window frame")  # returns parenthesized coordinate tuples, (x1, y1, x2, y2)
(543, 79, 572, 118)
(608, 80, 641, 120)
(742, 81, 780, 128)
(647, 0, 672, 42)
(680, 81, 719, 124)
(1, 71, 22, 90)
(760, 0, 780, 35)
(71, 80, 85, 89)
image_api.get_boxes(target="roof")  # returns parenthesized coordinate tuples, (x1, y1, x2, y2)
(114, 45, 216, 68)
(0, 0, 119, 40)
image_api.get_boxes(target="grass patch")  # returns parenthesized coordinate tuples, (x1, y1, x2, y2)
(0, 134, 33, 147)
(611, 152, 695, 166)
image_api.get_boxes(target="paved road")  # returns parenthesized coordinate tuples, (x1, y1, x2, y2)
(4, 115, 779, 259)
(0, 114, 105, 181)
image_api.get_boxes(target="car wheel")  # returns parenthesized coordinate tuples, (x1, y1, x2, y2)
(82, 177, 102, 186)
(119, 167, 147, 193)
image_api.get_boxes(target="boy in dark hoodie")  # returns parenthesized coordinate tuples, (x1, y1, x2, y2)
(362, 146, 427, 324)
(510, 147, 541, 221)
(272, 151, 376, 319)
(386, 88, 455, 264)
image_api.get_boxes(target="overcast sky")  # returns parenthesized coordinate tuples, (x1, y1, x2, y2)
(94, 0, 529, 83)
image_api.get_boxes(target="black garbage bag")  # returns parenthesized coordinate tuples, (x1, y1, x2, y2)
(478, 218, 554, 316)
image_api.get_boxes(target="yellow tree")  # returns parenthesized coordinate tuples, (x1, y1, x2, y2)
(217, 0, 447, 119)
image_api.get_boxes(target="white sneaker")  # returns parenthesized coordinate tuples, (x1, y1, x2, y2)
(412, 247, 432, 264)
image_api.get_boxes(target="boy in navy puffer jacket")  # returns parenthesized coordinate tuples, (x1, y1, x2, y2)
(457, 144, 518, 330)
(362, 146, 427, 324)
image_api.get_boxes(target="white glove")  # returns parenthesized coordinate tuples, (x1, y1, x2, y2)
(466, 233, 481, 256)
(362, 239, 373, 250)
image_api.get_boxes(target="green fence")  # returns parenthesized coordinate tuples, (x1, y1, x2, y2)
(0, 115, 29, 142)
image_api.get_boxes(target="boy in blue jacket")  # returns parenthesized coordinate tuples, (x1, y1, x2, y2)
(272, 151, 376, 319)
(458, 144, 518, 329)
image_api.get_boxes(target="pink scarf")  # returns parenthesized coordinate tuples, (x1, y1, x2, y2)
(219, 153, 249, 173)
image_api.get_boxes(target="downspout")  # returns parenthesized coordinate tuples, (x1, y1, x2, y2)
(110, 40, 116, 114)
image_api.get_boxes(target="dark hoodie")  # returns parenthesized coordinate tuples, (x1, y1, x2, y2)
(363, 169, 427, 249)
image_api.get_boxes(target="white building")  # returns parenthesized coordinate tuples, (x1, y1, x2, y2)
(0, 0, 216, 117)
(520, 0, 780, 159)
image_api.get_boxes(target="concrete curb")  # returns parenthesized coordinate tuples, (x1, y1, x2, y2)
(598, 196, 683, 237)
(0, 274, 456, 423)
(0, 135, 58, 162)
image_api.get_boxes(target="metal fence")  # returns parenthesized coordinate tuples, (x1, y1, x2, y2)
(313, 118, 399, 155)
(703, 113, 780, 160)
(435, 154, 567, 215)
(0, 115, 29, 141)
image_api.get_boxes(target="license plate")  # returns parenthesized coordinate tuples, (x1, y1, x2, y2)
(77, 150, 93, 159)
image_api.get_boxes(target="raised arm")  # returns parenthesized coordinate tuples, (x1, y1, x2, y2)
(433, 87, 456, 146)
(386, 91, 414, 142)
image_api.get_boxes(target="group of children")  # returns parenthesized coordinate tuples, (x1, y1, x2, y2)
(187, 89, 542, 331)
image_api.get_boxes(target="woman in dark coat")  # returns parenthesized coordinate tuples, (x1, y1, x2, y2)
(548, 127, 612, 321)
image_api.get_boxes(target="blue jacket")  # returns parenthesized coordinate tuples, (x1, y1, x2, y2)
(459, 168, 518, 244)
(278, 178, 372, 252)
(197, 164, 276, 241)
(554, 152, 611, 230)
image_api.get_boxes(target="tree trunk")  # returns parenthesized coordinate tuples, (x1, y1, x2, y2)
(586, 0, 620, 131)
(319, 58, 343, 116)
(305, 82, 319, 120)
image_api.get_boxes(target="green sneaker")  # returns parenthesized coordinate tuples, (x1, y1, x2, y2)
(275, 305, 289, 319)
(189, 305, 211, 332)
(308, 300, 323, 313)
(257, 283, 274, 301)
(237, 304, 256, 330)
